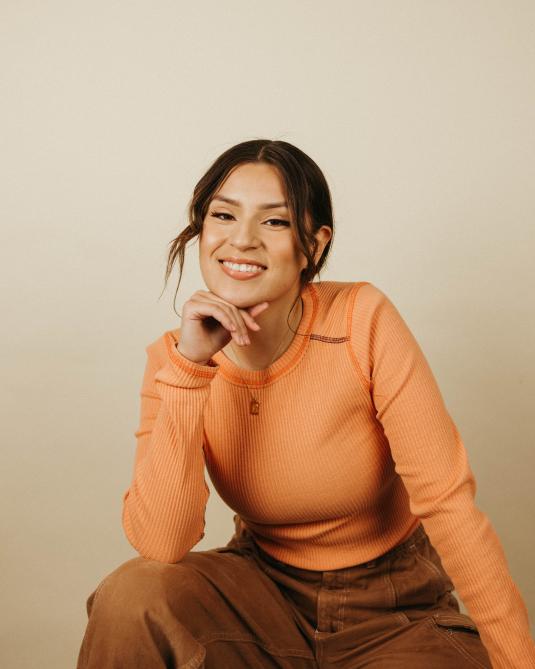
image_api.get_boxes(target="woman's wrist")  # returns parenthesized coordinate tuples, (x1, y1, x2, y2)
(174, 342, 211, 366)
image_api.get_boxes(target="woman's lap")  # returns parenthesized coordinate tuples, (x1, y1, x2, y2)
(77, 521, 492, 668)
(157, 545, 317, 661)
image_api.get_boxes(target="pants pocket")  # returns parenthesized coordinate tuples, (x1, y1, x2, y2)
(431, 611, 480, 635)
(430, 610, 492, 668)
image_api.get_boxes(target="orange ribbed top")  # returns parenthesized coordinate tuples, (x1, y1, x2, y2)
(122, 280, 535, 668)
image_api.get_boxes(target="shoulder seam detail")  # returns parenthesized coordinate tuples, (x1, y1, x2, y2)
(345, 282, 372, 393)
(309, 334, 350, 343)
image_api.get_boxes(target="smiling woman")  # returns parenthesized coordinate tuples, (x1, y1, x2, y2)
(166, 140, 335, 302)
(194, 160, 331, 370)
(76, 139, 535, 669)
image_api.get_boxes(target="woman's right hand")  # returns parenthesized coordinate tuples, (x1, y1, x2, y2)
(176, 290, 270, 365)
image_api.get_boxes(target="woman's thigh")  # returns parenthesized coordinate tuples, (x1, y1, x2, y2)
(162, 544, 316, 665)
(81, 542, 316, 669)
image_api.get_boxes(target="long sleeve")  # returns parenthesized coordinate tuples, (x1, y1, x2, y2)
(352, 282, 535, 669)
(121, 330, 219, 563)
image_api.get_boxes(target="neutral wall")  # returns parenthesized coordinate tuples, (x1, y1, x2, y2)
(1, 1, 534, 667)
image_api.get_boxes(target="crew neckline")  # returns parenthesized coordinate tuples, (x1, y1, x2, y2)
(212, 281, 319, 387)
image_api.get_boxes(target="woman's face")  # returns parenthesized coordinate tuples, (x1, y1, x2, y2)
(199, 162, 310, 310)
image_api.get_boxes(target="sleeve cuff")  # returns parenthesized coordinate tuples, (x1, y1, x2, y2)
(154, 330, 220, 388)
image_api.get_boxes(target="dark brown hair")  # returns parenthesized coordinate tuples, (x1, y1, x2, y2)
(161, 139, 335, 327)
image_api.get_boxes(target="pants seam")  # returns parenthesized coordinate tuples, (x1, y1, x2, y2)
(395, 611, 411, 625)
(414, 551, 446, 580)
(384, 556, 398, 608)
(338, 569, 348, 632)
(197, 631, 315, 659)
(178, 644, 205, 669)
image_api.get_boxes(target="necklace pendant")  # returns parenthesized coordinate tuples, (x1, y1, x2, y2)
(250, 398, 260, 415)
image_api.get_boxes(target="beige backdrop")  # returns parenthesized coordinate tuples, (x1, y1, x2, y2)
(2, 1, 534, 667)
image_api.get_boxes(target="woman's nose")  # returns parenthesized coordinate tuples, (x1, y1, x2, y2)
(228, 220, 260, 248)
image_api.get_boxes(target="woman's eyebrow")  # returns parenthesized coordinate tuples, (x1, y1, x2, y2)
(211, 195, 288, 210)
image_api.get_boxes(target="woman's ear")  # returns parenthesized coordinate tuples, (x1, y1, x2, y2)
(314, 226, 332, 264)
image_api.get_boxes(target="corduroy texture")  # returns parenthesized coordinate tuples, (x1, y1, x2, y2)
(122, 280, 535, 668)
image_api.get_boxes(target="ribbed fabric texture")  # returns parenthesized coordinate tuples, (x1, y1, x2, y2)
(122, 280, 535, 668)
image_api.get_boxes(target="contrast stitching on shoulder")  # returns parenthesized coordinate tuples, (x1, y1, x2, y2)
(345, 282, 372, 393)
(309, 334, 349, 343)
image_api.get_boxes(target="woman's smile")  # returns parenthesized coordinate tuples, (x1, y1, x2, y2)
(218, 259, 268, 281)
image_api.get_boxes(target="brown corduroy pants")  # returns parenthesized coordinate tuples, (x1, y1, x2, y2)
(76, 517, 492, 668)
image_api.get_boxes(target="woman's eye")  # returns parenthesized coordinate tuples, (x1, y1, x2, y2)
(210, 211, 289, 227)
(264, 219, 290, 227)
(210, 211, 232, 221)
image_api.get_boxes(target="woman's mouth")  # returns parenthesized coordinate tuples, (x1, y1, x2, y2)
(218, 260, 267, 281)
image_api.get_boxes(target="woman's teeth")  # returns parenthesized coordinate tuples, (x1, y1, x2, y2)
(222, 261, 266, 273)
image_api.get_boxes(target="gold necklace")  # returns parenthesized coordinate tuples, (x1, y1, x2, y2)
(225, 296, 303, 415)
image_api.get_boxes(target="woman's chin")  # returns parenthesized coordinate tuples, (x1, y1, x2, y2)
(208, 284, 263, 309)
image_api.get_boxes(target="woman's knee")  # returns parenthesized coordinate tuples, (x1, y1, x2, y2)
(86, 556, 194, 621)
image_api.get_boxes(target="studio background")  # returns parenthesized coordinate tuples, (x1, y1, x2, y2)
(1, 1, 534, 667)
